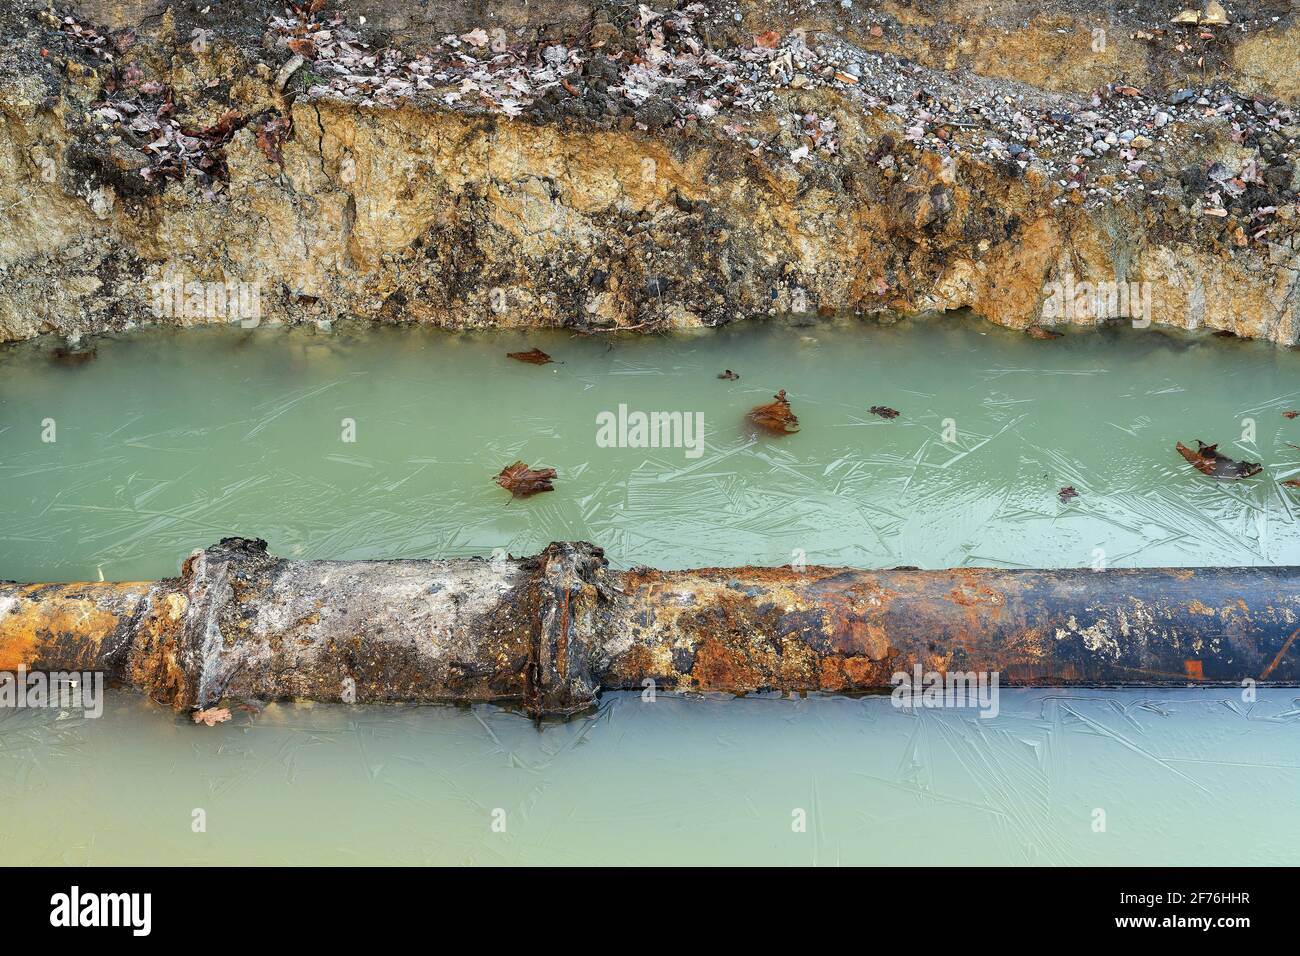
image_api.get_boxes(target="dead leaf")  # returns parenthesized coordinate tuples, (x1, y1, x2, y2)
(287, 37, 317, 59)
(1283, 411, 1299, 419)
(1026, 326, 1063, 339)
(1115, 85, 1142, 97)
(494, 461, 556, 497)
(754, 31, 781, 49)
(747, 389, 800, 434)
(192, 706, 232, 727)
(1176, 440, 1262, 480)
(869, 405, 900, 419)
(1058, 486, 1079, 503)
(718, 369, 739, 380)
(1283, 479, 1300, 489)
(507, 347, 554, 365)
(254, 115, 293, 165)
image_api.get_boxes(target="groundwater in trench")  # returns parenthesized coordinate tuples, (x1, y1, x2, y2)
(4, 311, 1300, 581)
(2, 312, 1300, 864)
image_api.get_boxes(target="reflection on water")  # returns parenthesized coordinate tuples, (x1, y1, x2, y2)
(1, 689, 1297, 866)
(3, 313, 1300, 581)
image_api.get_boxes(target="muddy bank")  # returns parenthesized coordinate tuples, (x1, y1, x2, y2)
(0, 1, 1297, 343)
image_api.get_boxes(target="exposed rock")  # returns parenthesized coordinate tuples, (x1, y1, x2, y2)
(0, 0, 1296, 344)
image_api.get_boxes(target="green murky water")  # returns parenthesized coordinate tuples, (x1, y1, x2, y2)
(3, 313, 1300, 865)
(3, 313, 1300, 582)
(2, 690, 1298, 866)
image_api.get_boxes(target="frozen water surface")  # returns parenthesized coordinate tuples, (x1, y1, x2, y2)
(4, 313, 1300, 579)
(1, 690, 1298, 865)
(2, 314, 1299, 863)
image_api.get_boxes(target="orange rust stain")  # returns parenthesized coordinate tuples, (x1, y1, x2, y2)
(1260, 628, 1300, 681)
(691, 638, 762, 692)
(124, 589, 190, 707)
(819, 655, 893, 691)
(775, 637, 819, 689)
(829, 615, 891, 659)
(609, 644, 657, 682)
(819, 657, 846, 692)
(949, 585, 1006, 609)
(0, 586, 131, 670)
(1002, 627, 1047, 661)
(560, 589, 574, 680)
(1183, 660, 1204, 680)
(842, 655, 888, 687)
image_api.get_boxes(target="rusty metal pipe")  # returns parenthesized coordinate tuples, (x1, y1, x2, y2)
(3, 538, 1298, 716)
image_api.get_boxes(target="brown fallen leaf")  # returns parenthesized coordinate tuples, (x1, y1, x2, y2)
(1283, 411, 1299, 419)
(287, 37, 317, 59)
(494, 461, 556, 497)
(754, 30, 782, 49)
(507, 347, 554, 365)
(1283, 479, 1300, 489)
(718, 369, 739, 380)
(255, 115, 293, 165)
(192, 706, 231, 727)
(1176, 440, 1262, 480)
(1026, 326, 1063, 340)
(189, 109, 241, 143)
(747, 389, 800, 434)
(869, 405, 900, 419)
(1058, 485, 1079, 503)
(1115, 85, 1143, 96)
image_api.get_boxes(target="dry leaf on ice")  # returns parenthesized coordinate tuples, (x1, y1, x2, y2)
(507, 347, 554, 365)
(192, 707, 232, 727)
(1176, 440, 1262, 480)
(747, 389, 800, 434)
(494, 461, 557, 497)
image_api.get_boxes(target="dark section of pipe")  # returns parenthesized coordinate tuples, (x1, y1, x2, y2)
(2, 540, 1298, 716)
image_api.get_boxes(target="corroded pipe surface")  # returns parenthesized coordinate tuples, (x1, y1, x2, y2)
(2, 539, 1299, 716)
